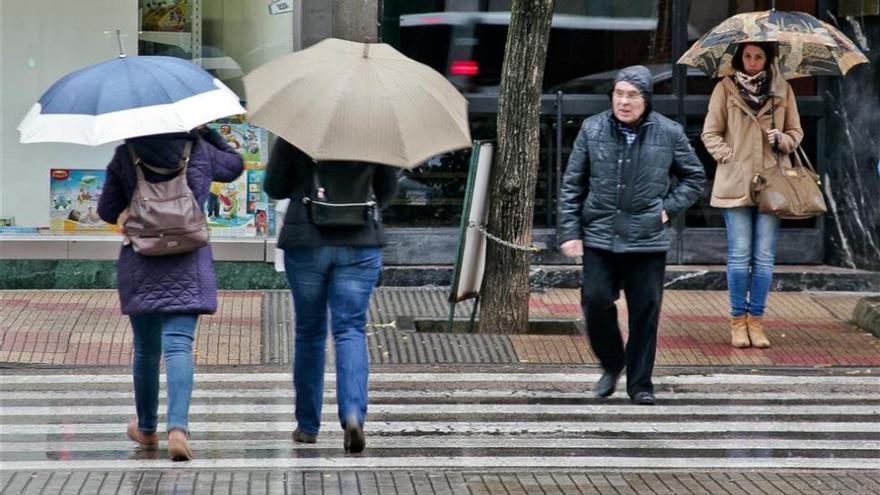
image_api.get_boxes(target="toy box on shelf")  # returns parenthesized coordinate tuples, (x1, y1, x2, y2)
(205, 120, 269, 237)
(49, 169, 116, 233)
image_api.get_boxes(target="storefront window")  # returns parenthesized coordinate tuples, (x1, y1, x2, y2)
(383, 116, 556, 228)
(397, 1, 680, 94)
(136, 0, 296, 238)
(0, 0, 297, 235)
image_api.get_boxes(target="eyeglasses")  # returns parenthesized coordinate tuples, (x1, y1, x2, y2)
(612, 90, 643, 101)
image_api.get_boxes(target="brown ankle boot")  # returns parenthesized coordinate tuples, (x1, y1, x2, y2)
(747, 315, 770, 348)
(730, 315, 750, 348)
(127, 419, 158, 449)
(168, 428, 193, 461)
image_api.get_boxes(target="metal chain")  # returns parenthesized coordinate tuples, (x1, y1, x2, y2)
(467, 221, 543, 253)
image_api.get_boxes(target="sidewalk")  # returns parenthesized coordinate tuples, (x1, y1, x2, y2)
(1, 288, 878, 368)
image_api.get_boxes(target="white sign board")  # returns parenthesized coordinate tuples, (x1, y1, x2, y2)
(450, 142, 493, 303)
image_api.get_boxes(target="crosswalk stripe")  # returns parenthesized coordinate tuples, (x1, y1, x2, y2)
(2, 421, 877, 435)
(3, 372, 879, 385)
(2, 370, 878, 474)
(3, 403, 879, 416)
(3, 389, 880, 401)
(3, 438, 879, 453)
(3, 456, 879, 471)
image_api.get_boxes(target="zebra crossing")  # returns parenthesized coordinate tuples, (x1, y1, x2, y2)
(1, 368, 879, 492)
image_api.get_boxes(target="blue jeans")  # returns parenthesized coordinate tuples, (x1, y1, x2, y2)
(284, 246, 382, 435)
(722, 207, 781, 317)
(130, 313, 198, 434)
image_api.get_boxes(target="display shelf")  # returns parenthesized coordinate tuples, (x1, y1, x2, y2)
(139, 30, 193, 50)
(0, 235, 266, 261)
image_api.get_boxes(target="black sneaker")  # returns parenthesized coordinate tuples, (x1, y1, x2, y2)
(343, 422, 365, 453)
(631, 391, 656, 405)
(594, 370, 621, 398)
(292, 428, 317, 443)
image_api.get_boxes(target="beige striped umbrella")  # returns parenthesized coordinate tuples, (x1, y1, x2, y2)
(243, 38, 471, 169)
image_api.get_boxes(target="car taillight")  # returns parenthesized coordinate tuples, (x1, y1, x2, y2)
(450, 60, 478, 76)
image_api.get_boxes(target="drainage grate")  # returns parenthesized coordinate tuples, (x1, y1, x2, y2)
(261, 288, 518, 365)
(261, 291, 292, 365)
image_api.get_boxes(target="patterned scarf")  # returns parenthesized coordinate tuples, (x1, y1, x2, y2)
(732, 71, 770, 112)
(615, 119, 640, 145)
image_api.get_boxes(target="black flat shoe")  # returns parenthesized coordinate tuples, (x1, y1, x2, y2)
(292, 428, 317, 443)
(343, 422, 365, 453)
(594, 370, 621, 398)
(631, 391, 655, 405)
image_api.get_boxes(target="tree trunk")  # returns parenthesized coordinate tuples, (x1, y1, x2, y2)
(479, 0, 555, 334)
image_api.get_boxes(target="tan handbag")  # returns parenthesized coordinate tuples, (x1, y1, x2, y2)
(750, 146, 827, 220)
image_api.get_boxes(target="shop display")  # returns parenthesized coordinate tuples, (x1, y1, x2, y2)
(49, 169, 115, 233)
(205, 122, 270, 237)
(208, 123, 267, 164)
(141, 0, 189, 32)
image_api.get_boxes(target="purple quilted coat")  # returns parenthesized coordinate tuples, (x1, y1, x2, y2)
(97, 130, 243, 315)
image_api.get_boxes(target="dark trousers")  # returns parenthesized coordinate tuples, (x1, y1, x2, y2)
(581, 247, 666, 397)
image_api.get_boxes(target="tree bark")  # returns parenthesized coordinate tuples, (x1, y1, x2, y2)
(479, 0, 555, 334)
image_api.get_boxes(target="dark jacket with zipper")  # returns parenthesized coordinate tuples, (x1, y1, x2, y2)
(263, 139, 399, 249)
(97, 129, 244, 315)
(558, 110, 706, 253)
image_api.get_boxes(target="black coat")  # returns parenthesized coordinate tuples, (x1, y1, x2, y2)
(559, 110, 706, 253)
(264, 139, 399, 249)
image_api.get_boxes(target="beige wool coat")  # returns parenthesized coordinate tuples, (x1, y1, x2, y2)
(701, 75, 804, 208)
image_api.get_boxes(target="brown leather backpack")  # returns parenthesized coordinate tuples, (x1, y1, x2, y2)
(122, 142, 210, 256)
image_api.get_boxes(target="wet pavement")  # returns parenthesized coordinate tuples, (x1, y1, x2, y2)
(1, 289, 878, 367)
(1, 288, 879, 494)
(2, 365, 879, 494)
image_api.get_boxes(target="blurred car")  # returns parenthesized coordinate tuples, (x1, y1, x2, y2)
(399, 12, 700, 93)
(550, 64, 713, 95)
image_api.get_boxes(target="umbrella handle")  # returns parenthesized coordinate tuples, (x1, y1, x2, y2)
(116, 28, 126, 58)
(769, 91, 779, 152)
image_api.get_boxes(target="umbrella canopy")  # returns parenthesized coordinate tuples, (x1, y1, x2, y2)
(677, 10, 869, 79)
(243, 38, 471, 169)
(18, 56, 246, 146)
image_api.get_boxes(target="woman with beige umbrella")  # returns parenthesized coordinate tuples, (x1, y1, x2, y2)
(246, 38, 471, 453)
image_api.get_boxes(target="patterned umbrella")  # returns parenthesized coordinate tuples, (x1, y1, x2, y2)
(677, 10, 868, 79)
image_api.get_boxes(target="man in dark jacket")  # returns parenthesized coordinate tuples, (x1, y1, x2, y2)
(558, 65, 705, 405)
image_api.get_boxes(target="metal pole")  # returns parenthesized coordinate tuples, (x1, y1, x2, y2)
(468, 296, 480, 333)
(116, 29, 126, 58)
(555, 91, 563, 235)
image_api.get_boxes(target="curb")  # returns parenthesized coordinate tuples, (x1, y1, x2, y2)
(853, 296, 880, 338)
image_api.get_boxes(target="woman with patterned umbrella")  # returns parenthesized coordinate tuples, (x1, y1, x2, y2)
(683, 8, 867, 351)
(678, 8, 868, 79)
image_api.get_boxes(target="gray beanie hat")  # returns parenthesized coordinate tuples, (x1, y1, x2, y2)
(612, 65, 653, 106)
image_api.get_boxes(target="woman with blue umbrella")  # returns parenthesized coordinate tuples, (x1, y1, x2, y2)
(20, 47, 246, 461)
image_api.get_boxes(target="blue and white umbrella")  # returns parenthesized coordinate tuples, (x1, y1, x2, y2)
(18, 55, 246, 146)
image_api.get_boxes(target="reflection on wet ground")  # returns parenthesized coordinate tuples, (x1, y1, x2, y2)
(3, 367, 879, 494)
